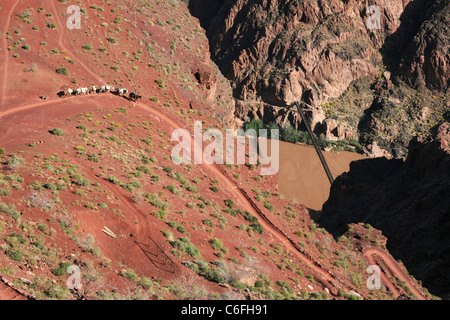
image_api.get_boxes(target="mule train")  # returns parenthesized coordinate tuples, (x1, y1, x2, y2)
(27, 140, 45, 147)
(57, 85, 142, 102)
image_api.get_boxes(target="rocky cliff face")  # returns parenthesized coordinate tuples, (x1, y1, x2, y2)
(190, 0, 449, 156)
(320, 122, 450, 297)
(203, 0, 386, 106)
(383, 0, 449, 91)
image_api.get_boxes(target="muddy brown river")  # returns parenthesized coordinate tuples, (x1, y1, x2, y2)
(278, 140, 367, 213)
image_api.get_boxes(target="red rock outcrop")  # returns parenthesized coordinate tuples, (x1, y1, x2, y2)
(190, 0, 449, 149)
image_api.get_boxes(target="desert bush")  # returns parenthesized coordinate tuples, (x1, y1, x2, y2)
(224, 199, 234, 208)
(28, 192, 54, 210)
(82, 43, 93, 50)
(7, 154, 24, 170)
(152, 210, 166, 219)
(209, 238, 224, 251)
(24, 64, 38, 72)
(169, 237, 201, 258)
(167, 221, 185, 233)
(0, 202, 20, 220)
(76, 234, 103, 258)
(108, 175, 121, 185)
(7, 249, 23, 262)
(202, 219, 213, 227)
(51, 261, 72, 276)
(149, 193, 169, 210)
(0, 188, 11, 196)
(119, 268, 138, 282)
(137, 165, 152, 175)
(55, 67, 69, 75)
(72, 174, 90, 187)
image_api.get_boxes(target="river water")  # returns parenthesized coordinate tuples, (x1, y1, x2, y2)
(278, 140, 367, 214)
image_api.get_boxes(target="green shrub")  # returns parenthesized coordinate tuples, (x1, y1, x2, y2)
(169, 237, 201, 258)
(51, 262, 71, 276)
(8, 154, 24, 167)
(0, 202, 21, 220)
(108, 175, 121, 185)
(0, 188, 11, 196)
(149, 193, 169, 210)
(224, 199, 234, 208)
(119, 268, 138, 282)
(33, 240, 46, 251)
(72, 174, 90, 186)
(137, 165, 152, 174)
(82, 43, 93, 50)
(152, 210, 166, 219)
(98, 202, 108, 209)
(107, 37, 118, 44)
(250, 222, 264, 234)
(50, 128, 65, 136)
(209, 238, 223, 251)
(7, 249, 23, 262)
(202, 219, 213, 227)
(89, 153, 99, 163)
(56, 67, 69, 75)
(167, 221, 185, 233)
(155, 78, 166, 88)
(350, 272, 364, 288)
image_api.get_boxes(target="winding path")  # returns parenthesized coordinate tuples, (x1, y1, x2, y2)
(48, 0, 104, 84)
(0, 89, 354, 297)
(0, 0, 20, 109)
(364, 247, 426, 300)
(0, 0, 427, 300)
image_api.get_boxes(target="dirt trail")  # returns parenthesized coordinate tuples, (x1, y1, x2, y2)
(0, 3, 423, 299)
(0, 71, 426, 300)
(49, 0, 104, 84)
(0, 94, 427, 300)
(60, 152, 176, 264)
(0, 94, 350, 296)
(0, 0, 20, 109)
(134, 102, 351, 295)
(364, 247, 426, 300)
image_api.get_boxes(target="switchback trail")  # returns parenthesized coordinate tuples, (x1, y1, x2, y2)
(0, 93, 427, 299)
(0, 2, 422, 299)
(134, 101, 353, 296)
(0, 94, 353, 297)
(364, 247, 426, 300)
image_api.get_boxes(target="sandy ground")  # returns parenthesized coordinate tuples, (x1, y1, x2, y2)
(278, 140, 367, 212)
